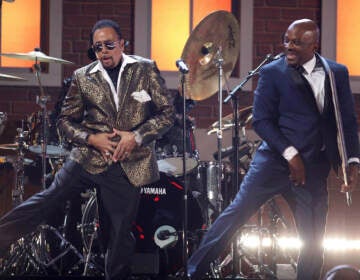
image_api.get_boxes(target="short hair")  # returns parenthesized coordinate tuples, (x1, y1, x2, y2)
(89, 19, 122, 45)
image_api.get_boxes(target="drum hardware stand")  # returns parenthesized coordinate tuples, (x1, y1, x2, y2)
(267, 199, 297, 274)
(0, 224, 85, 276)
(12, 125, 28, 208)
(222, 54, 274, 277)
(82, 191, 100, 276)
(214, 47, 225, 216)
(250, 198, 296, 279)
(31, 49, 54, 273)
(253, 204, 278, 279)
(32, 49, 50, 191)
(212, 198, 296, 279)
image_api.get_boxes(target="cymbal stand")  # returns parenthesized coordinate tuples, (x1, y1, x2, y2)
(12, 124, 28, 207)
(31, 52, 52, 272)
(214, 47, 225, 215)
(32, 51, 50, 191)
(223, 54, 274, 277)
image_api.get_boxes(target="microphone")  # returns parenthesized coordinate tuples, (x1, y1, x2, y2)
(176, 59, 189, 74)
(271, 52, 285, 61)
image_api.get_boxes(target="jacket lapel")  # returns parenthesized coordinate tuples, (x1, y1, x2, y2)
(315, 54, 332, 116)
(288, 66, 319, 113)
(117, 64, 134, 116)
(322, 74, 332, 116)
(87, 70, 117, 113)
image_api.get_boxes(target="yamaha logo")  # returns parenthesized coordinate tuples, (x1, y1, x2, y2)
(140, 187, 167, 195)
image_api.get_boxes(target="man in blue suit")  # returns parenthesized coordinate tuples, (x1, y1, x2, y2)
(187, 19, 359, 280)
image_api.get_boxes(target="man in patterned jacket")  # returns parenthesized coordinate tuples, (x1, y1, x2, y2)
(0, 19, 175, 280)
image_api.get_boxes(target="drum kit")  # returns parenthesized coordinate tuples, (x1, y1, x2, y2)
(0, 10, 290, 279)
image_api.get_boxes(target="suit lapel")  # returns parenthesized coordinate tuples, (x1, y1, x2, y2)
(117, 64, 134, 117)
(288, 66, 319, 113)
(315, 54, 332, 116)
(88, 71, 117, 113)
(322, 74, 332, 116)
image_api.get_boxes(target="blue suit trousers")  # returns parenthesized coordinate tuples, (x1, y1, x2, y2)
(188, 149, 330, 280)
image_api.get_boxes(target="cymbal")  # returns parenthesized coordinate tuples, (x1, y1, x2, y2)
(0, 73, 26, 81)
(181, 10, 240, 101)
(0, 50, 74, 64)
(0, 143, 18, 151)
(208, 106, 253, 135)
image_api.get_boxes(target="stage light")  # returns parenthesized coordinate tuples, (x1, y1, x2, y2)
(238, 234, 360, 251)
(277, 237, 302, 250)
(323, 238, 360, 251)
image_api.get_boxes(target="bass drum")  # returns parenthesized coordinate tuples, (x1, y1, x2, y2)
(81, 173, 204, 276)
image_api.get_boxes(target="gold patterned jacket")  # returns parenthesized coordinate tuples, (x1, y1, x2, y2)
(57, 55, 175, 187)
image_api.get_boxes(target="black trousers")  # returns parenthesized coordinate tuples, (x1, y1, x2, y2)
(0, 160, 141, 280)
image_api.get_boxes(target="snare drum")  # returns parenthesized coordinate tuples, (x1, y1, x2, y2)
(27, 111, 68, 158)
(156, 117, 198, 177)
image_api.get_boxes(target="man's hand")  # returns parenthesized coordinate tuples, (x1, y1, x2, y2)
(341, 164, 359, 193)
(87, 132, 117, 161)
(112, 129, 137, 162)
(288, 154, 306, 186)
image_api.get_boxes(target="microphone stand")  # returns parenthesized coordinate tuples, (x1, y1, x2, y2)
(223, 54, 273, 277)
(177, 62, 190, 276)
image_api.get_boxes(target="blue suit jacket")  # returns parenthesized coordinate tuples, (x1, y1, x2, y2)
(253, 55, 359, 169)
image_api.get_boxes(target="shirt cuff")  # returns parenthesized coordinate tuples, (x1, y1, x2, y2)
(348, 157, 360, 164)
(282, 146, 299, 161)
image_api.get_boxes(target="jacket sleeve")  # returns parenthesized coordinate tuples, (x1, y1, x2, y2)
(252, 65, 292, 155)
(57, 74, 92, 145)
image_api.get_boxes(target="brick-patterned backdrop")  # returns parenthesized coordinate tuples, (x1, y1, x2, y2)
(1, 0, 360, 277)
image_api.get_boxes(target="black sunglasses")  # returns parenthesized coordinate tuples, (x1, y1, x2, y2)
(93, 40, 120, 53)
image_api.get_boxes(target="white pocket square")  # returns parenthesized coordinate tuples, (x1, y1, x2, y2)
(131, 90, 151, 103)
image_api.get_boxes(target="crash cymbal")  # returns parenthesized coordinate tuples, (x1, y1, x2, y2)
(181, 10, 240, 101)
(208, 106, 253, 135)
(0, 50, 73, 64)
(0, 73, 26, 81)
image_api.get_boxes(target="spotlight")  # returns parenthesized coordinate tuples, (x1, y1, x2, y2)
(238, 233, 360, 251)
